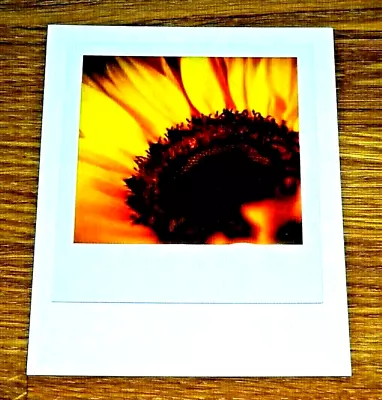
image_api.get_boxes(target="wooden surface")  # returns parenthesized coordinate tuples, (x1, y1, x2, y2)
(0, 1, 381, 399)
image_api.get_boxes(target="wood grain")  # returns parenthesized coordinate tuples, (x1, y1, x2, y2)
(0, 1, 381, 399)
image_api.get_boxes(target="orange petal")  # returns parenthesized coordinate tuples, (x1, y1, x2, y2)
(268, 58, 299, 128)
(283, 83, 299, 131)
(237, 57, 299, 129)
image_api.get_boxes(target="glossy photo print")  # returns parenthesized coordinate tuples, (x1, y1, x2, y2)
(75, 56, 302, 245)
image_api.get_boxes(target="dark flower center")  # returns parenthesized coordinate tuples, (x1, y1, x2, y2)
(125, 109, 300, 244)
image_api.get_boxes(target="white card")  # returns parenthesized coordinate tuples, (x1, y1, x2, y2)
(27, 25, 351, 376)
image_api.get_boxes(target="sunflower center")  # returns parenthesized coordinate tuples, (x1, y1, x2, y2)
(125, 109, 300, 244)
(170, 145, 280, 240)
(178, 145, 274, 215)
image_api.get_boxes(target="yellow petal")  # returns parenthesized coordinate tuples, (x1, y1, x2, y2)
(99, 58, 190, 139)
(181, 57, 226, 115)
(76, 83, 159, 243)
(78, 139, 133, 176)
(97, 74, 162, 142)
(122, 58, 191, 124)
(79, 83, 149, 172)
(245, 59, 272, 117)
(269, 58, 296, 103)
(225, 57, 247, 112)
(159, 57, 179, 87)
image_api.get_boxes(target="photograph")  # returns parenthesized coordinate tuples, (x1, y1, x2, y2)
(75, 56, 302, 245)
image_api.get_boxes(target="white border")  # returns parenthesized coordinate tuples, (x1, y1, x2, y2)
(27, 26, 350, 376)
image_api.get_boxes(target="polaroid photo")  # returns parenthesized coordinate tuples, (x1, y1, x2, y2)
(27, 26, 351, 376)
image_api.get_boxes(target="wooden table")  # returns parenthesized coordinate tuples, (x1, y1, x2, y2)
(0, 1, 381, 399)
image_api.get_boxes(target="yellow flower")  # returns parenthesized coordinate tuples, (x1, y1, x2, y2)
(75, 57, 300, 244)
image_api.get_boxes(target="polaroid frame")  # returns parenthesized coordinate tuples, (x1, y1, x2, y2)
(27, 26, 350, 376)
(49, 28, 321, 304)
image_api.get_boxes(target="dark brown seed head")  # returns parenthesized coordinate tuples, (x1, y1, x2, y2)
(125, 109, 300, 244)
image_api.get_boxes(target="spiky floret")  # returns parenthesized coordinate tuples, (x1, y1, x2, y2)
(125, 109, 300, 244)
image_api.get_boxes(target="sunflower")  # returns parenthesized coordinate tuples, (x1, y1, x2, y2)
(75, 56, 301, 244)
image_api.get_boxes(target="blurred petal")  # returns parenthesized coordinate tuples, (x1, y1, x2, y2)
(241, 201, 276, 244)
(292, 118, 299, 132)
(181, 57, 226, 115)
(207, 186, 302, 245)
(241, 186, 302, 244)
(74, 160, 158, 244)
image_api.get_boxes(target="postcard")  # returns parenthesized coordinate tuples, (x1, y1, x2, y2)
(27, 26, 351, 376)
